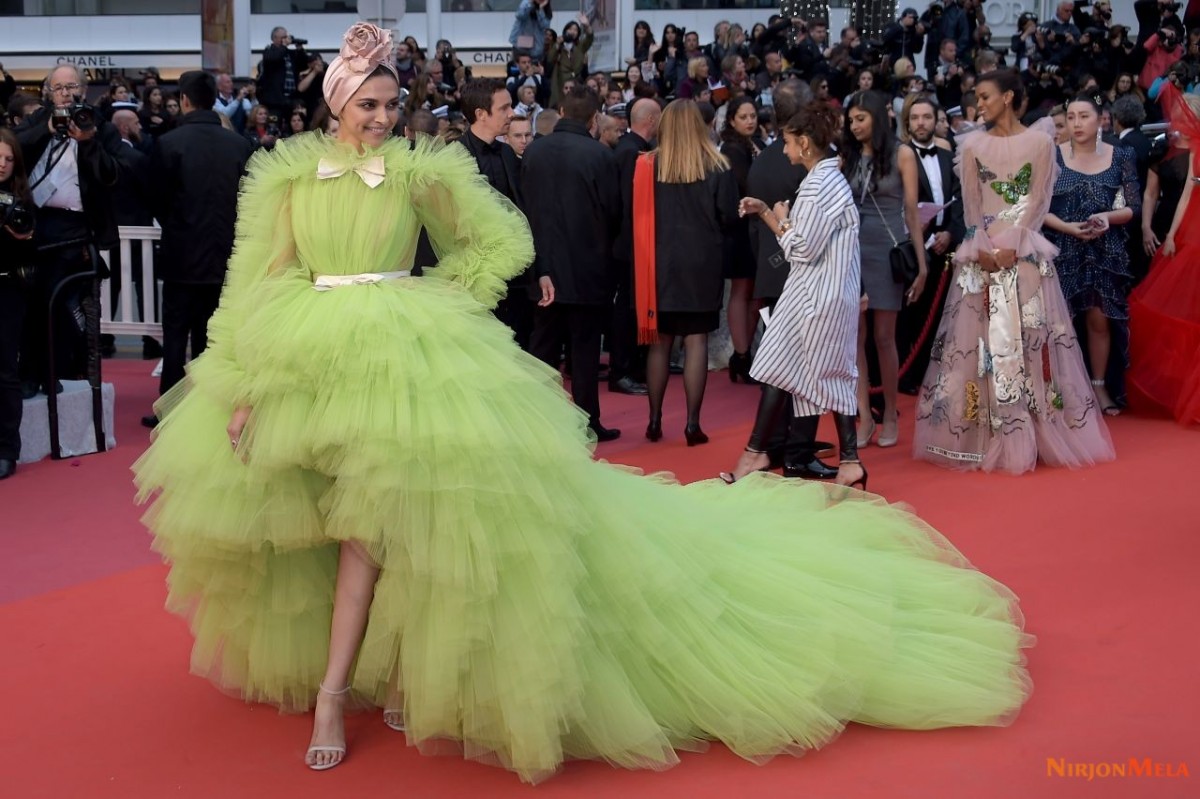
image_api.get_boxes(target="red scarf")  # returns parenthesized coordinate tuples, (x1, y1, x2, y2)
(633, 153, 658, 344)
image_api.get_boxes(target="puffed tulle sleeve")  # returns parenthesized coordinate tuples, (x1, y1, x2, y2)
(185, 143, 305, 408)
(953, 121, 1060, 266)
(406, 137, 535, 309)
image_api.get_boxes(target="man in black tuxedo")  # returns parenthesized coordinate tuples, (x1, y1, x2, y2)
(745, 79, 837, 480)
(607, 97, 661, 396)
(458, 78, 533, 349)
(899, 96, 965, 395)
(142, 71, 254, 427)
(524, 85, 622, 441)
(1112, 94, 1152, 280)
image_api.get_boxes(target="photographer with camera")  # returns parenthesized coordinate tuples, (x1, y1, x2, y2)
(883, 8, 926, 65)
(1135, 0, 1185, 50)
(1073, 1, 1114, 35)
(0, 128, 35, 479)
(1139, 23, 1185, 91)
(259, 26, 308, 123)
(15, 64, 123, 399)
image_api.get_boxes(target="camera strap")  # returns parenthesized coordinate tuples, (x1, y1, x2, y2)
(29, 137, 71, 193)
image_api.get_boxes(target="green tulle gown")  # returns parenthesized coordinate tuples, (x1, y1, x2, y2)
(133, 133, 1033, 784)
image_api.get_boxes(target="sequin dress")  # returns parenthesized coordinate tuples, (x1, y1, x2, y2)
(913, 122, 1116, 474)
(1045, 145, 1141, 320)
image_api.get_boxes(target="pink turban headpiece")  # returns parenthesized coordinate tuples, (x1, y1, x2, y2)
(323, 22, 400, 116)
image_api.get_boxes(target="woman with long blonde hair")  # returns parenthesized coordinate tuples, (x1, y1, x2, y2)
(634, 99, 739, 445)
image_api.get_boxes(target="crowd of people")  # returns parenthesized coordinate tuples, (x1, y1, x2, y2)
(2, 0, 1200, 484)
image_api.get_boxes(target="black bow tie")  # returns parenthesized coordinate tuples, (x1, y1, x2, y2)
(915, 145, 939, 158)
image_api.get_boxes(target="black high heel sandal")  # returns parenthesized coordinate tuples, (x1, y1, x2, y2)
(720, 447, 770, 484)
(646, 416, 663, 442)
(684, 424, 708, 446)
(837, 459, 869, 491)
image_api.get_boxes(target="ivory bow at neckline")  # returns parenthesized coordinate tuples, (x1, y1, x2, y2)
(316, 155, 386, 188)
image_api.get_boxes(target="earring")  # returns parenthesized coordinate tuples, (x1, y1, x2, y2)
(1096, 127, 1102, 146)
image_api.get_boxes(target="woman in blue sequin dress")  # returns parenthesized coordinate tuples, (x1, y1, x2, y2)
(1044, 93, 1141, 416)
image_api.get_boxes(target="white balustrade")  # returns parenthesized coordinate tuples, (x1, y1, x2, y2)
(99, 225, 163, 341)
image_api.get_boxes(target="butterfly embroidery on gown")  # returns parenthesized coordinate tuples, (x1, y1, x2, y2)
(976, 160, 1034, 224)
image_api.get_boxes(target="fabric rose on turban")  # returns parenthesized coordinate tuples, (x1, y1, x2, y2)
(323, 22, 400, 115)
(342, 22, 394, 74)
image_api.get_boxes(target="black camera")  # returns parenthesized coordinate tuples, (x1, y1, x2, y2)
(0, 190, 33, 237)
(266, 114, 281, 138)
(51, 101, 96, 138)
(290, 37, 308, 46)
(1161, 1, 1181, 12)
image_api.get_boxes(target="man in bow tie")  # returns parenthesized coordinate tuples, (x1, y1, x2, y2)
(141, 71, 254, 428)
(898, 96, 964, 395)
(457, 78, 534, 349)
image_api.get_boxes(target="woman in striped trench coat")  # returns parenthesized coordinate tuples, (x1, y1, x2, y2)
(722, 100, 867, 489)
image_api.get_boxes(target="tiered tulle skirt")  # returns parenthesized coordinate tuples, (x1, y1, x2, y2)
(135, 274, 1034, 783)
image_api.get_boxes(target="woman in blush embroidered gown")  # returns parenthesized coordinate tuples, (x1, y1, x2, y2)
(914, 70, 1116, 474)
(135, 24, 1033, 784)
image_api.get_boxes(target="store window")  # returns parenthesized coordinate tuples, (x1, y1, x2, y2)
(251, 0, 427, 12)
(0, 0, 200, 15)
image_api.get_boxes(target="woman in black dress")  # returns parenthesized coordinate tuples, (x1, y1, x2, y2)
(719, 96, 762, 383)
(634, 99, 738, 446)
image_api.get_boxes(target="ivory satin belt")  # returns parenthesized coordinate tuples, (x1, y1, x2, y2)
(312, 270, 412, 291)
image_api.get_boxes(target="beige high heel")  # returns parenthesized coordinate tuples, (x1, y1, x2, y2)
(306, 683, 351, 772)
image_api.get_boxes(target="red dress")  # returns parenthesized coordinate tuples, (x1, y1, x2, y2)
(1128, 87, 1200, 426)
(1129, 204, 1200, 424)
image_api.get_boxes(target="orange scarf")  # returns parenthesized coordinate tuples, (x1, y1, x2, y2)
(633, 153, 658, 344)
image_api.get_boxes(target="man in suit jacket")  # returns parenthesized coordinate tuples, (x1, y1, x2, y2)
(523, 85, 622, 441)
(899, 96, 966, 395)
(142, 71, 254, 427)
(743, 79, 837, 480)
(607, 97, 661, 396)
(457, 78, 533, 349)
(17, 64, 125, 395)
(258, 27, 308, 121)
(106, 108, 158, 359)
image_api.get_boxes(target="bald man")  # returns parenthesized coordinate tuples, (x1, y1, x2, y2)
(607, 97, 662, 395)
(107, 107, 158, 359)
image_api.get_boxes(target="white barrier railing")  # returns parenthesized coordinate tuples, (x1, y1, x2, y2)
(100, 225, 163, 341)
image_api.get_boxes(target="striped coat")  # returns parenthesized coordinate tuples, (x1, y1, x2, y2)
(750, 157, 861, 416)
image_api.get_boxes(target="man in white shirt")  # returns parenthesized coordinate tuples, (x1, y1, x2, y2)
(16, 63, 123, 396)
(899, 96, 964, 394)
(213, 72, 251, 133)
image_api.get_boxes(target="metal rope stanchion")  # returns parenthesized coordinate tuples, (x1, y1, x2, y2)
(42, 236, 106, 460)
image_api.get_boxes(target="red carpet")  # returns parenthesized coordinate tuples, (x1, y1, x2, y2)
(2, 359, 1196, 798)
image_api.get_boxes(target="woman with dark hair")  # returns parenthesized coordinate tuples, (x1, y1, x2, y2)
(549, 17, 593, 109)
(914, 69, 1115, 473)
(722, 101, 866, 488)
(139, 85, 174, 137)
(719, 96, 762, 383)
(1043, 92, 1140, 416)
(652, 23, 681, 95)
(0, 127, 35, 480)
(636, 99, 738, 444)
(843, 90, 927, 448)
(629, 19, 656, 64)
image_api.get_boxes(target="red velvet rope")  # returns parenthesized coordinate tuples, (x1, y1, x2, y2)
(868, 255, 953, 396)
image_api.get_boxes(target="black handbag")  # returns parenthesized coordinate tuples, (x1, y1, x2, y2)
(869, 191, 920, 286)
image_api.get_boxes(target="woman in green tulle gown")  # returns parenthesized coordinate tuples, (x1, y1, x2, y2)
(134, 23, 1034, 783)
